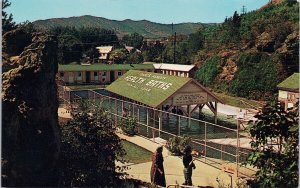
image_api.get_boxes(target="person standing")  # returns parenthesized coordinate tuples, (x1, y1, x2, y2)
(150, 146, 166, 187)
(182, 145, 196, 186)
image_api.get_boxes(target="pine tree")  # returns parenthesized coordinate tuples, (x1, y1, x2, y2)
(2, 0, 16, 34)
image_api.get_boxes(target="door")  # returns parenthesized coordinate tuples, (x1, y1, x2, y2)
(86, 71, 91, 83)
(110, 71, 115, 82)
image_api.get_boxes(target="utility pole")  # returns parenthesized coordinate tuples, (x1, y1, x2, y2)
(241, 5, 246, 15)
(173, 32, 176, 64)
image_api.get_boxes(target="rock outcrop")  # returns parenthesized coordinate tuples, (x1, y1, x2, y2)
(2, 32, 60, 186)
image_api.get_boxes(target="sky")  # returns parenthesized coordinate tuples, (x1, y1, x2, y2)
(7, 0, 269, 24)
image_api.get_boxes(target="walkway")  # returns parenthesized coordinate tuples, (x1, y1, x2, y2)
(117, 132, 240, 188)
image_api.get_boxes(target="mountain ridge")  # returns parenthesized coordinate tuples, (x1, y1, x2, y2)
(33, 15, 214, 38)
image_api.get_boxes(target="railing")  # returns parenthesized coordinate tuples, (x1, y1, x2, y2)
(57, 84, 256, 178)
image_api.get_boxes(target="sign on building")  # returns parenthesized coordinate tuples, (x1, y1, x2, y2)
(173, 92, 207, 105)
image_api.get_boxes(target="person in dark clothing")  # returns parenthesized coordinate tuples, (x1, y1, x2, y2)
(150, 146, 166, 187)
(182, 145, 196, 186)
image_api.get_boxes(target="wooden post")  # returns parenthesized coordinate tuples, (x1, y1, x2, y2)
(187, 105, 191, 129)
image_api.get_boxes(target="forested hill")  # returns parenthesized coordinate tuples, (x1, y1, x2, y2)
(33, 15, 211, 38)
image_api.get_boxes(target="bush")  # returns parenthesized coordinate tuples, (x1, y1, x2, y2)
(246, 102, 298, 187)
(59, 109, 126, 187)
(119, 117, 138, 136)
(166, 135, 191, 156)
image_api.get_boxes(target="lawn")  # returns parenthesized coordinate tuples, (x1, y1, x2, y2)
(67, 84, 106, 90)
(120, 140, 152, 164)
(214, 92, 264, 109)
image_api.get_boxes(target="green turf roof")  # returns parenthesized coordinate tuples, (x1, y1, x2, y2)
(106, 70, 191, 107)
(58, 64, 154, 71)
(277, 73, 299, 91)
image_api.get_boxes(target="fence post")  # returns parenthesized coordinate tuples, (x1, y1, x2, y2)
(178, 116, 181, 136)
(146, 108, 149, 137)
(137, 107, 140, 122)
(132, 104, 135, 118)
(115, 99, 117, 124)
(93, 91, 95, 103)
(158, 114, 161, 138)
(236, 123, 240, 178)
(221, 144, 223, 161)
(205, 122, 207, 163)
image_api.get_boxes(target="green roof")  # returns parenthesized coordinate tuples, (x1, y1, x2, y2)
(106, 70, 191, 107)
(58, 64, 154, 71)
(277, 73, 299, 91)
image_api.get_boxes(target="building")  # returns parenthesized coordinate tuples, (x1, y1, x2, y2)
(96, 46, 114, 61)
(58, 64, 155, 85)
(144, 62, 197, 78)
(106, 70, 223, 123)
(277, 73, 299, 110)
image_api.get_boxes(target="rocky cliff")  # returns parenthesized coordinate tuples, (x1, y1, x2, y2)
(2, 29, 60, 186)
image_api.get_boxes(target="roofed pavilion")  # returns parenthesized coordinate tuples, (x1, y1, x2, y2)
(106, 70, 223, 123)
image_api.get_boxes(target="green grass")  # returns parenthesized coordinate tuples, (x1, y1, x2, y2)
(214, 92, 264, 109)
(120, 140, 152, 164)
(67, 84, 106, 90)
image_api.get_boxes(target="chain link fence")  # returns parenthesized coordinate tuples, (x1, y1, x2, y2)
(57, 85, 255, 178)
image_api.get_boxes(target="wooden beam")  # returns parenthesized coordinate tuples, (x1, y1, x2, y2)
(209, 102, 216, 112)
(206, 102, 216, 114)
(190, 104, 200, 114)
(178, 106, 188, 116)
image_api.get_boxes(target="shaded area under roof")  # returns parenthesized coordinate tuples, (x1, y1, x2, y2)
(277, 73, 299, 92)
(143, 62, 195, 72)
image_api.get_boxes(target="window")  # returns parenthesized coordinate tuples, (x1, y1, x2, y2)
(77, 72, 82, 81)
(118, 71, 122, 76)
(94, 72, 98, 76)
(103, 72, 106, 76)
(60, 72, 64, 77)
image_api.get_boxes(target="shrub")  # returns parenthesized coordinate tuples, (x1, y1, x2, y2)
(119, 117, 138, 136)
(59, 109, 126, 187)
(246, 102, 298, 187)
(166, 135, 191, 156)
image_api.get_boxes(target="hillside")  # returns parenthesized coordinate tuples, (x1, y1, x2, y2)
(33, 15, 211, 38)
(192, 0, 299, 100)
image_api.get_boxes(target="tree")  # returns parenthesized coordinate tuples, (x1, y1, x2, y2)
(187, 30, 204, 54)
(59, 107, 126, 187)
(110, 48, 128, 64)
(2, 0, 16, 34)
(122, 32, 144, 49)
(246, 102, 298, 187)
(125, 51, 143, 64)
